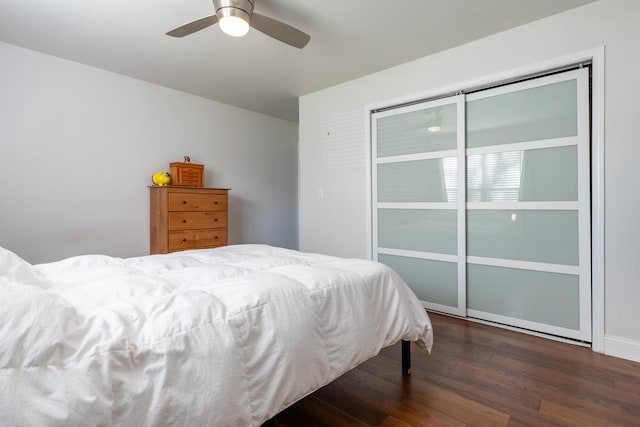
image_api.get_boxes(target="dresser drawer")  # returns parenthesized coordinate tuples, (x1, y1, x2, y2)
(168, 211, 227, 230)
(168, 229, 228, 251)
(168, 193, 227, 212)
(150, 186, 230, 255)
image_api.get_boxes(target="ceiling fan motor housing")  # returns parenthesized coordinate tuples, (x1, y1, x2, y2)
(214, 0, 255, 23)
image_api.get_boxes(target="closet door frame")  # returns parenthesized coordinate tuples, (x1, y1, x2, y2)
(365, 48, 604, 349)
(371, 95, 466, 316)
(464, 68, 591, 342)
(362, 46, 605, 353)
(372, 70, 591, 340)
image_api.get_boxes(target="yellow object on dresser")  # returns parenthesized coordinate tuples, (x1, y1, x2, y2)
(150, 186, 230, 254)
(152, 171, 172, 186)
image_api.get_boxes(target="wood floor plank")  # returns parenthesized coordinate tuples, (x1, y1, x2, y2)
(614, 374, 640, 397)
(424, 354, 581, 426)
(489, 352, 640, 416)
(355, 353, 511, 426)
(311, 378, 391, 425)
(536, 388, 640, 426)
(538, 399, 620, 426)
(275, 395, 368, 427)
(379, 415, 413, 427)
(335, 362, 460, 425)
(495, 341, 616, 387)
(274, 313, 640, 426)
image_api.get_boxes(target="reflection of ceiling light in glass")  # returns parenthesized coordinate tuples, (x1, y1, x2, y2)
(427, 125, 442, 132)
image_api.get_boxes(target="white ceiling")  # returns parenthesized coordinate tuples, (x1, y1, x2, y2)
(0, 0, 596, 122)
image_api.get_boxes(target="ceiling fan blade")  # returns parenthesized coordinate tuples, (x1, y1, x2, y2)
(250, 13, 310, 49)
(167, 14, 218, 37)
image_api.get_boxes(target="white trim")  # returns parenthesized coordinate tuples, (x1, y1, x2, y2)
(590, 47, 606, 354)
(456, 95, 467, 315)
(466, 136, 577, 156)
(466, 201, 578, 210)
(604, 336, 640, 363)
(423, 301, 465, 317)
(377, 247, 457, 263)
(576, 67, 593, 341)
(466, 256, 579, 275)
(457, 314, 590, 348)
(365, 107, 373, 260)
(467, 309, 588, 342)
(370, 110, 379, 262)
(377, 202, 456, 210)
(420, 301, 467, 318)
(376, 149, 457, 164)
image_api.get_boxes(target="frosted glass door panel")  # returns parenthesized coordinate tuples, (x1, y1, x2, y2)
(467, 146, 578, 202)
(378, 209, 457, 254)
(520, 146, 578, 201)
(377, 103, 457, 157)
(467, 210, 579, 265)
(467, 80, 577, 148)
(464, 69, 590, 341)
(373, 94, 464, 316)
(379, 255, 457, 307)
(377, 158, 456, 202)
(374, 71, 589, 336)
(467, 264, 580, 330)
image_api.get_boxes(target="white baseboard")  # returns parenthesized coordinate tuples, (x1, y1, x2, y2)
(604, 335, 640, 363)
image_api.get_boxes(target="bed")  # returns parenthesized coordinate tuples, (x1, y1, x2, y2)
(0, 244, 433, 426)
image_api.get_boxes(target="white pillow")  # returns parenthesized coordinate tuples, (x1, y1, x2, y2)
(0, 246, 46, 286)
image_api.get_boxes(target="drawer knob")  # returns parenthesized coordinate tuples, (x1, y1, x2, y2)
(182, 219, 187, 223)
(182, 200, 187, 204)
(214, 236, 218, 239)
(181, 238, 187, 243)
(214, 218, 218, 222)
(214, 201, 218, 205)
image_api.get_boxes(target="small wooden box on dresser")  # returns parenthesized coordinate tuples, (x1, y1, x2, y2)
(150, 186, 229, 254)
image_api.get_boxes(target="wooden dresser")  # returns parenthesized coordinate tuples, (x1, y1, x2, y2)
(150, 186, 229, 254)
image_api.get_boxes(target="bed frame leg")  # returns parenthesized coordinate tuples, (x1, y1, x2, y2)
(402, 340, 411, 375)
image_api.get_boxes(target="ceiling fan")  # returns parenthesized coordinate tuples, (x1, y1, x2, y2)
(167, 0, 310, 49)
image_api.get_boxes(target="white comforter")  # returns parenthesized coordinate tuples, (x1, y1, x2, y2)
(0, 244, 432, 426)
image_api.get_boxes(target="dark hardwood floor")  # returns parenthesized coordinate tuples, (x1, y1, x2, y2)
(273, 313, 640, 426)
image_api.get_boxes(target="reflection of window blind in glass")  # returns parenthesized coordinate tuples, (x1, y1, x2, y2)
(442, 157, 457, 202)
(467, 151, 524, 202)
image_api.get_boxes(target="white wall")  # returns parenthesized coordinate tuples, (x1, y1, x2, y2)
(299, 0, 640, 358)
(0, 41, 298, 263)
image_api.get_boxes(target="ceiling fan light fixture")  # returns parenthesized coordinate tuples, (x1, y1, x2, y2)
(219, 15, 250, 37)
(167, 0, 310, 48)
(215, 0, 254, 37)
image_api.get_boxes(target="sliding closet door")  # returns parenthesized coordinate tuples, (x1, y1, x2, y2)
(465, 68, 591, 341)
(372, 95, 466, 316)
